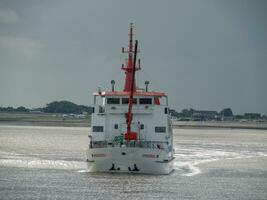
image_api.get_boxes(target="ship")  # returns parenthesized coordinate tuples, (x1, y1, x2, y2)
(86, 23, 174, 174)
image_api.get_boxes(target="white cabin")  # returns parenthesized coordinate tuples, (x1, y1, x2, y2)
(90, 91, 173, 151)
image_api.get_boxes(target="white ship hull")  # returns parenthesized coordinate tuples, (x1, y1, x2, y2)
(86, 147, 174, 175)
(87, 24, 174, 175)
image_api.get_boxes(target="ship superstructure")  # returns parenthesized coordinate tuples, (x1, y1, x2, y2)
(86, 24, 174, 174)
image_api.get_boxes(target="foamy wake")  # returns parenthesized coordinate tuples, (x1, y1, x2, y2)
(173, 147, 267, 176)
(0, 151, 86, 170)
(0, 149, 266, 176)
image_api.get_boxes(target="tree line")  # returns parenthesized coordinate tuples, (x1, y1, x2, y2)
(0, 101, 94, 114)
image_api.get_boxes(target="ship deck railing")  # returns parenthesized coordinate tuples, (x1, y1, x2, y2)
(90, 140, 171, 151)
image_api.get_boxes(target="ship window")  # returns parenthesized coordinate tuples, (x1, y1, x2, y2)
(155, 126, 166, 133)
(165, 107, 169, 114)
(140, 124, 144, 130)
(139, 98, 152, 105)
(92, 126, 104, 132)
(99, 106, 105, 113)
(122, 98, 137, 104)
(107, 98, 120, 104)
(114, 124, 118, 129)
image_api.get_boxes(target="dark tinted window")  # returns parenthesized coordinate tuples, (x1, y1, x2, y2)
(140, 124, 144, 130)
(155, 126, 166, 133)
(114, 124, 118, 129)
(99, 106, 105, 113)
(107, 98, 120, 104)
(92, 126, 104, 132)
(165, 107, 169, 114)
(122, 98, 137, 104)
(139, 98, 152, 104)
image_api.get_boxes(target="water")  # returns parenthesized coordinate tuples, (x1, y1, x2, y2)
(0, 125, 267, 199)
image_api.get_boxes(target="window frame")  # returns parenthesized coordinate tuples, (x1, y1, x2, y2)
(107, 98, 120, 104)
(155, 126, 166, 133)
(92, 126, 104, 132)
(139, 98, 153, 105)
(122, 98, 137, 104)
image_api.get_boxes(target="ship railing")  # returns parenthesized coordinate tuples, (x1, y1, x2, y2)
(90, 140, 169, 150)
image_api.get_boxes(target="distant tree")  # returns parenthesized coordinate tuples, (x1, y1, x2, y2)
(44, 101, 77, 113)
(181, 109, 189, 113)
(0, 101, 94, 114)
(16, 106, 29, 112)
(181, 108, 195, 117)
(6, 107, 15, 112)
(234, 115, 243, 120)
(0, 106, 30, 113)
(169, 109, 179, 118)
(43, 101, 93, 114)
(220, 108, 233, 117)
(78, 105, 94, 114)
(0, 106, 15, 112)
(30, 108, 44, 112)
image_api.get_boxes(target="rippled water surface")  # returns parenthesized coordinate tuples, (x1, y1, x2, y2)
(0, 125, 267, 200)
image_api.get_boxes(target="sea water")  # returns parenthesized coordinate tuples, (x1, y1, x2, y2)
(0, 125, 266, 200)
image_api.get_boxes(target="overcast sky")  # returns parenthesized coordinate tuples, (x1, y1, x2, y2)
(0, 0, 266, 114)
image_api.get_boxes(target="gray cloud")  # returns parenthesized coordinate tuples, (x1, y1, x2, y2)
(0, 0, 266, 114)
(0, 8, 19, 23)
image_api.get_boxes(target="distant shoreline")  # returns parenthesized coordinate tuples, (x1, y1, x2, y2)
(0, 121, 89, 127)
(1, 121, 267, 130)
(0, 112, 90, 127)
(1, 112, 267, 130)
(172, 121, 267, 130)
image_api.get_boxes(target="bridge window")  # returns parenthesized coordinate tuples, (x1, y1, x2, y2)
(122, 98, 137, 104)
(92, 126, 104, 132)
(139, 98, 152, 105)
(155, 126, 166, 133)
(107, 98, 120, 104)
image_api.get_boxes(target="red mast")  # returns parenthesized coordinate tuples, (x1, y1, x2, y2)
(122, 23, 140, 141)
(121, 23, 140, 91)
(124, 40, 138, 141)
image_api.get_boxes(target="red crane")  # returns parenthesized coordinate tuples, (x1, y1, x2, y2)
(124, 40, 138, 141)
(122, 24, 139, 141)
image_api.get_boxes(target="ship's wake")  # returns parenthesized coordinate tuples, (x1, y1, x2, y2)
(173, 145, 267, 176)
(0, 148, 266, 176)
(0, 151, 86, 170)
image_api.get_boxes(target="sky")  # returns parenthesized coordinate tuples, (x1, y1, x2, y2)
(0, 0, 266, 115)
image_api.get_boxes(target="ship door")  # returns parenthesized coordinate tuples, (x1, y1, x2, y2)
(138, 123, 146, 140)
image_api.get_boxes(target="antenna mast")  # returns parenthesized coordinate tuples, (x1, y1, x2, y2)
(121, 23, 141, 92)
